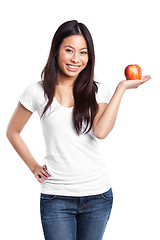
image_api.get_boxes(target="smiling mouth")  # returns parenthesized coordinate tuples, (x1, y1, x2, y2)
(66, 64, 81, 69)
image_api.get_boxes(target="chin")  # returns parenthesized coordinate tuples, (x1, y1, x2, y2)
(64, 69, 81, 78)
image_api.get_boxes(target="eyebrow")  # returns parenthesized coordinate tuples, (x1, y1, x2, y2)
(65, 45, 88, 50)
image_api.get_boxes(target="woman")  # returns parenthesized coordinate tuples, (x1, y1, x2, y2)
(6, 20, 151, 240)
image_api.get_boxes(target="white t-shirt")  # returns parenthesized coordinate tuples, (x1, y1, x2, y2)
(19, 81, 112, 196)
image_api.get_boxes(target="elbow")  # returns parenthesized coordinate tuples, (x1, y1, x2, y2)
(93, 123, 114, 139)
(93, 128, 113, 139)
(93, 131, 109, 140)
(6, 126, 10, 139)
(6, 127, 18, 142)
(97, 133, 108, 140)
(6, 127, 12, 141)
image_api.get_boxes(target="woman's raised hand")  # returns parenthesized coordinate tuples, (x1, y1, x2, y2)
(119, 75, 151, 90)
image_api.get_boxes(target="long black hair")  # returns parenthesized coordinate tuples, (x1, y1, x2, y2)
(41, 20, 99, 135)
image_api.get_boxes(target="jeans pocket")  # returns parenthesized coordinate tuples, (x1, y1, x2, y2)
(40, 193, 57, 204)
(101, 188, 113, 201)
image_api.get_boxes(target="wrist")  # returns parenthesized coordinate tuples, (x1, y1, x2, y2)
(117, 81, 126, 93)
(30, 162, 40, 174)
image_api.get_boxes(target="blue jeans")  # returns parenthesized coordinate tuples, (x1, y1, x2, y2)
(40, 188, 113, 240)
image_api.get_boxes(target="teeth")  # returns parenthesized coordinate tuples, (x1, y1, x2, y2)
(67, 65, 79, 69)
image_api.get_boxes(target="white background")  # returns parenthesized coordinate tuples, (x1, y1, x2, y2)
(1, 0, 160, 239)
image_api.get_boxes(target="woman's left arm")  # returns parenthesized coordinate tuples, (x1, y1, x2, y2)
(93, 75, 151, 139)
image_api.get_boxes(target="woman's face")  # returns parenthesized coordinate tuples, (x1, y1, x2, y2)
(57, 35, 89, 80)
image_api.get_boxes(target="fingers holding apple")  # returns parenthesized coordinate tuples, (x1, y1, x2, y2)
(122, 64, 151, 90)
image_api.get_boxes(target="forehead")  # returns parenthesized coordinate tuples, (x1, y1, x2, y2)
(61, 35, 87, 48)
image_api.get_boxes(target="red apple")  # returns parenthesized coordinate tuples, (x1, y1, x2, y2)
(125, 64, 142, 80)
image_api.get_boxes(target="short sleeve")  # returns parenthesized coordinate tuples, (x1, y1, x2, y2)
(96, 82, 111, 104)
(19, 83, 37, 113)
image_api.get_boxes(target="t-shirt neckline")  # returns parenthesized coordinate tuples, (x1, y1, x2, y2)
(54, 97, 74, 110)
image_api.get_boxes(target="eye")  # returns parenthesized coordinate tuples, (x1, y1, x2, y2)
(65, 48, 73, 53)
(81, 51, 88, 55)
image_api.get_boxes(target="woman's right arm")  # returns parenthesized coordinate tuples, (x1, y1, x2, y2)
(6, 102, 50, 183)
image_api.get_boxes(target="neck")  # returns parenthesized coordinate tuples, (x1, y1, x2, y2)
(57, 71, 77, 87)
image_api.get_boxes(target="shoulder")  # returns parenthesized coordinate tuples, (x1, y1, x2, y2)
(21, 81, 44, 98)
(25, 80, 43, 92)
(19, 81, 45, 113)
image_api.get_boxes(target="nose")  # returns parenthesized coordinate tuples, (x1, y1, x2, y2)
(71, 52, 79, 63)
